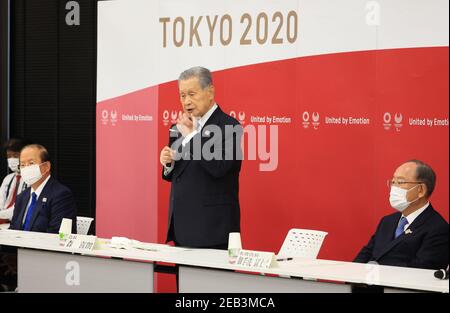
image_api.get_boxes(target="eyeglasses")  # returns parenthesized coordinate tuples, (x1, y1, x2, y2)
(19, 162, 37, 169)
(19, 161, 47, 170)
(387, 179, 424, 188)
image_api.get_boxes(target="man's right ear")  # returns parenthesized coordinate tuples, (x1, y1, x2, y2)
(418, 183, 428, 199)
(42, 161, 51, 174)
(209, 85, 215, 97)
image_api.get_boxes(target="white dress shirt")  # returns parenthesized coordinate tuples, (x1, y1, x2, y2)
(398, 201, 430, 232)
(0, 172, 27, 220)
(164, 103, 218, 175)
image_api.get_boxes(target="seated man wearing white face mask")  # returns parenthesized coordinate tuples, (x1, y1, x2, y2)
(0, 138, 29, 225)
(354, 159, 448, 270)
(8, 144, 77, 233)
(1, 144, 77, 290)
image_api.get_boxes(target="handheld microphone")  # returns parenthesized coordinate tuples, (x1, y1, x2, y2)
(434, 268, 449, 280)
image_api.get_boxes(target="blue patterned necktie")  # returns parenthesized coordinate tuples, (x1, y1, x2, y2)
(23, 192, 38, 231)
(395, 216, 409, 239)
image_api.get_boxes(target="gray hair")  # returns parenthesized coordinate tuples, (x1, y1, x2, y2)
(178, 66, 213, 89)
(406, 159, 436, 197)
(21, 144, 51, 163)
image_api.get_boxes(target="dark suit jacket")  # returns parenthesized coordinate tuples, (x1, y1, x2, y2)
(163, 106, 242, 247)
(9, 176, 77, 234)
(354, 204, 448, 270)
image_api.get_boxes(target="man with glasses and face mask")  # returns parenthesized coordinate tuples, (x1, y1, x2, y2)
(0, 138, 29, 226)
(354, 160, 448, 270)
(8, 144, 77, 233)
(1, 144, 77, 290)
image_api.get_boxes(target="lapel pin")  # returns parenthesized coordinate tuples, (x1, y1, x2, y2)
(405, 229, 412, 235)
(204, 130, 211, 137)
(43, 198, 47, 203)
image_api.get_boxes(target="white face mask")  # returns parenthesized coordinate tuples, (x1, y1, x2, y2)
(20, 163, 45, 186)
(389, 184, 420, 212)
(7, 158, 20, 172)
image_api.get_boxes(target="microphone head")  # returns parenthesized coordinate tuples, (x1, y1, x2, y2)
(434, 269, 445, 279)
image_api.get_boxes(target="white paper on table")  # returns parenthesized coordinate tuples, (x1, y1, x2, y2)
(107, 237, 191, 252)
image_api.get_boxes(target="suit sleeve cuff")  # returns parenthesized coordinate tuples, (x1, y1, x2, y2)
(163, 162, 175, 176)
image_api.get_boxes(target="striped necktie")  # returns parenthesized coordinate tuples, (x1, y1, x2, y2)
(395, 216, 409, 238)
(23, 192, 38, 231)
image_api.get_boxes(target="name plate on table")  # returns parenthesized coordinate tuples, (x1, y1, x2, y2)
(63, 234, 97, 252)
(235, 249, 278, 269)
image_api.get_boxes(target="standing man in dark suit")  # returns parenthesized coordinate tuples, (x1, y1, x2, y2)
(160, 67, 242, 249)
(354, 160, 448, 270)
(9, 144, 77, 233)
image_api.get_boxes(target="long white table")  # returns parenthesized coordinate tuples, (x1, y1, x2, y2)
(0, 229, 186, 293)
(175, 249, 449, 293)
(1, 229, 448, 293)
